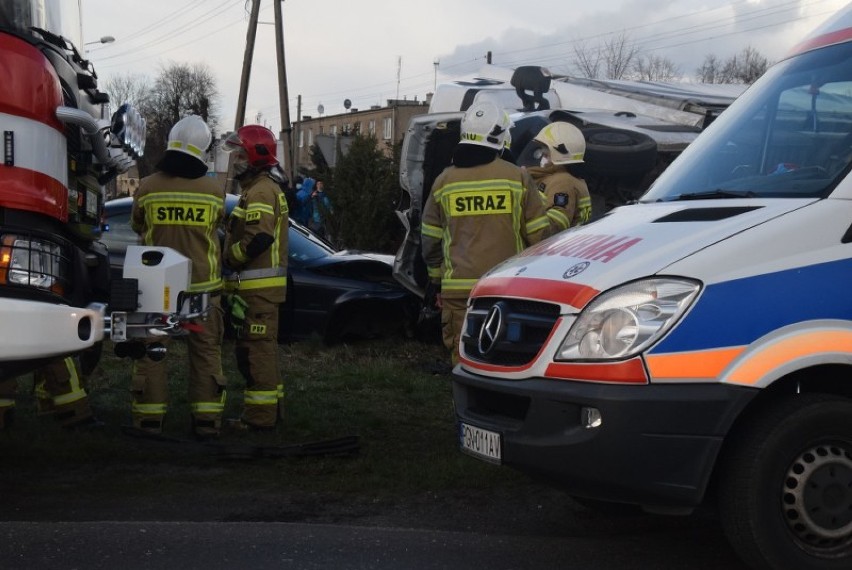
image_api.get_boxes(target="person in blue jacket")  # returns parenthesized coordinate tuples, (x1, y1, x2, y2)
(293, 176, 315, 227)
(307, 180, 332, 239)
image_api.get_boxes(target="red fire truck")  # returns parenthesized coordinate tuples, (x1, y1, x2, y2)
(0, 0, 145, 379)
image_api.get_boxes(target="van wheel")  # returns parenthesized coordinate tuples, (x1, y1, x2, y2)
(717, 394, 852, 570)
(581, 127, 657, 176)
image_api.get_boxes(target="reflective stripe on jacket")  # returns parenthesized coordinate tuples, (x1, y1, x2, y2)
(132, 173, 226, 293)
(527, 165, 592, 227)
(421, 157, 563, 299)
(224, 173, 289, 301)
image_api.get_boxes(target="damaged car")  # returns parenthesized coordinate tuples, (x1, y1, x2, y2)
(103, 195, 419, 343)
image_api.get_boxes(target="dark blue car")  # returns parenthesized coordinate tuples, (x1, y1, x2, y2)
(102, 195, 418, 343)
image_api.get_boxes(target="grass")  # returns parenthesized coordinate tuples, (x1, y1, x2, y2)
(0, 336, 533, 502)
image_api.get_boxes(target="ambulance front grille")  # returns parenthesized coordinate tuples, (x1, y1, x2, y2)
(461, 297, 560, 366)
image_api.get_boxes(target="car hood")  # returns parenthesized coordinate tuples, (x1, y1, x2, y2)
(307, 249, 402, 288)
(471, 198, 817, 311)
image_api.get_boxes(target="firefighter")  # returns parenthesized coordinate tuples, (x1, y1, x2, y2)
(130, 115, 226, 439)
(526, 122, 592, 228)
(221, 125, 288, 430)
(0, 355, 94, 429)
(421, 101, 570, 365)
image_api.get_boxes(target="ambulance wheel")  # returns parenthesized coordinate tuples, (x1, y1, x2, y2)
(717, 394, 852, 570)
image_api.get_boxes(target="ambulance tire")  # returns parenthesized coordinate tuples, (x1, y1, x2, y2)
(717, 394, 852, 570)
(581, 127, 658, 177)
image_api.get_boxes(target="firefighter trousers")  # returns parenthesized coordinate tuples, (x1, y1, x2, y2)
(131, 296, 225, 434)
(0, 356, 92, 429)
(234, 293, 283, 428)
(441, 297, 468, 366)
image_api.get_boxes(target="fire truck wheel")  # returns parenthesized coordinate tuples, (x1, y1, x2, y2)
(717, 393, 852, 570)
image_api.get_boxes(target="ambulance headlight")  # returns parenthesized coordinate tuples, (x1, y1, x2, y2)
(556, 278, 700, 361)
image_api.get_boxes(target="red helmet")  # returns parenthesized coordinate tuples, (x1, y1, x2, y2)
(222, 124, 279, 169)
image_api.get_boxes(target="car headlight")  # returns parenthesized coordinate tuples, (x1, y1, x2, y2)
(556, 277, 700, 361)
(0, 234, 67, 295)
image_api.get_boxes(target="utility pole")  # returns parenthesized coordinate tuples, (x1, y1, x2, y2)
(273, 0, 295, 182)
(294, 94, 302, 172)
(227, 0, 261, 194)
(235, 0, 261, 131)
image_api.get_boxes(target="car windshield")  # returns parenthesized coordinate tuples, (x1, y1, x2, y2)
(101, 199, 334, 264)
(642, 40, 852, 203)
(288, 223, 332, 263)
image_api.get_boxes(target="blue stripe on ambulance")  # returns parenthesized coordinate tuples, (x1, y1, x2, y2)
(650, 257, 852, 354)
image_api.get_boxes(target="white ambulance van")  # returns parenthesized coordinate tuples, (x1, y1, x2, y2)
(452, 9, 852, 570)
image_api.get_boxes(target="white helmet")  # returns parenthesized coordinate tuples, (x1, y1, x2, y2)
(459, 101, 511, 151)
(534, 122, 585, 165)
(166, 115, 212, 166)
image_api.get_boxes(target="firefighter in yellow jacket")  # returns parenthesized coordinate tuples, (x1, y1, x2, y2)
(130, 115, 226, 439)
(0, 355, 94, 429)
(526, 122, 592, 227)
(421, 101, 570, 365)
(222, 125, 288, 430)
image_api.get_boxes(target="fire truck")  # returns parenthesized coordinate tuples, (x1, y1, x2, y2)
(0, 0, 148, 380)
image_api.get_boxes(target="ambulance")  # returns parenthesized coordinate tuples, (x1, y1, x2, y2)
(452, 9, 852, 570)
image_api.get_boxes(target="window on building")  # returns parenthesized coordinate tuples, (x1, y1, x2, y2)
(299, 129, 304, 148)
(332, 125, 338, 135)
(308, 129, 313, 146)
(368, 120, 376, 134)
(383, 117, 392, 140)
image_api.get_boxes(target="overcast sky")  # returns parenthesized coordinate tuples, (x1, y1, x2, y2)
(80, 0, 848, 134)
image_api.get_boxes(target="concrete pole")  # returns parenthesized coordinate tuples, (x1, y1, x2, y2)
(274, 0, 295, 182)
(235, 0, 261, 131)
(227, 0, 261, 194)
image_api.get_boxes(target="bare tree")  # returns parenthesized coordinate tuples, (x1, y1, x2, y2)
(603, 32, 640, 80)
(738, 46, 770, 84)
(142, 61, 220, 174)
(102, 73, 152, 112)
(696, 54, 721, 83)
(696, 46, 771, 84)
(571, 31, 640, 80)
(572, 40, 601, 79)
(632, 54, 681, 82)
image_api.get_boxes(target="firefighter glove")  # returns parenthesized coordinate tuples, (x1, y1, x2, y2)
(227, 293, 249, 336)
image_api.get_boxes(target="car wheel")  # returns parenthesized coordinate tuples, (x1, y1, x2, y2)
(717, 394, 852, 570)
(582, 127, 658, 177)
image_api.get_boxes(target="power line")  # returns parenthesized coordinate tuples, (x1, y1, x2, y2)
(98, 0, 243, 61)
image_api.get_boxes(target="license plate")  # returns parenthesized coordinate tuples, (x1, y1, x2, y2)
(459, 422, 502, 463)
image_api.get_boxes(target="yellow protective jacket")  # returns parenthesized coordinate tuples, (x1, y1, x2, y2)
(224, 173, 289, 303)
(131, 172, 226, 293)
(421, 157, 566, 299)
(527, 165, 592, 227)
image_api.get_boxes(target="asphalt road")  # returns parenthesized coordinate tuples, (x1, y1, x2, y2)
(1, 519, 749, 570)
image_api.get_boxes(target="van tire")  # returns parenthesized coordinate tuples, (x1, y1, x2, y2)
(716, 394, 852, 570)
(581, 127, 657, 176)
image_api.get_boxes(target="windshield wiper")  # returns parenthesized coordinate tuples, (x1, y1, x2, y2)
(673, 189, 757, 201)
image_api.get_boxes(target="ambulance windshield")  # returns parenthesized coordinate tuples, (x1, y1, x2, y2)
(643, 40, 852, 203)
